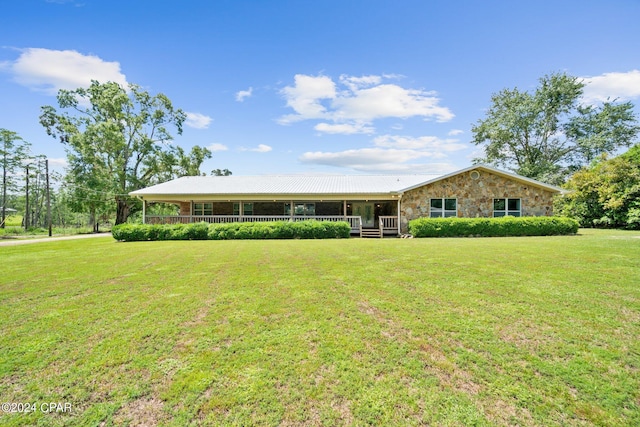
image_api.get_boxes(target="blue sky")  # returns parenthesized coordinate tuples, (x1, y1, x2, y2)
(1, 0, 639, 176)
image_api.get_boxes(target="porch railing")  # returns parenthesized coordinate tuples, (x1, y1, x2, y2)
(145, 215, 363, 233)
(379, 216, 399, 235)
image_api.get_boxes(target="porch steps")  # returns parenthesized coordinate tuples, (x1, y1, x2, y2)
(360, 228, 382, 238)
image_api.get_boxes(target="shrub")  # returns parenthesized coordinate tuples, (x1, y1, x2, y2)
(208, 221, 351, 240)
(626, 206, 640, 230)
(408, 216, 579, 238)
(112, 222, 211, 241)
(112, 224, 148, 241)
(113, 220, 351, 242)
(170, 222, 210, 240)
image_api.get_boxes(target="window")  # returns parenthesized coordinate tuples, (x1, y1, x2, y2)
(193, 202, 213, 216)
(430, 198, 457, 218)
(233, 203, 254, 216)
(493, 198, 521, 217)
(285, 202, 315, 216)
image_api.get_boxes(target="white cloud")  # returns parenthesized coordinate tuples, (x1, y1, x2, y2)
(334, 84, 453, 122)
(254, 144, 272, 152)
(373, 135, 466, 153)
(301, 148, 430, 165)
(236, 87, 253, 102)
(448, 129, 464, 136)
(466, 147, 486, 161)
(299, 132, 467, 173)
(185, 112, 213, 129)
(581, 70, 640, 104)
(314, 122, 375, 135)
(47, 157, 68, 167)
(207, 143, 228, 152)
(240, 144, 272, 153)
(300, 148, 457, 173)
(279, 74, 336, 124)
(4, 48, 127, 95)
(278, 73, 453, 134)
(338, 74, 382, 91)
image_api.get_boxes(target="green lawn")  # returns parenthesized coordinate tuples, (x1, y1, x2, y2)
(1, 229, 639, 426)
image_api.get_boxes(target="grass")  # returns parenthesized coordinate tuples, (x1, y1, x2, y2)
(2, 215, 23, 227)
(0, 226, 97, 238)
(0, 215, 97, 238)
(1, 229, 639, 426)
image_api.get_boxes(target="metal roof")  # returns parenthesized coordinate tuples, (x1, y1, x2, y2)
(130, 174, 440, 197)
(129, 165, 565, 199)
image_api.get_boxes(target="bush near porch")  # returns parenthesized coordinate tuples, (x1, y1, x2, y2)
(409, 216, 579, 238)
(207, 221, 351, 240)
(112, 220, 351, 241)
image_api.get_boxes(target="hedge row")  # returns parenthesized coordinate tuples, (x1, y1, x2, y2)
(111, 220, 351, 241)
(408, 216, 579, 238)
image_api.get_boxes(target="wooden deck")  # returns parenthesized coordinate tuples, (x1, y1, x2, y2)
(360, 216, 399, 238)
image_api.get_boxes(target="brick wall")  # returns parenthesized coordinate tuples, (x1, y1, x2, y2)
(179, 202, 190, 216)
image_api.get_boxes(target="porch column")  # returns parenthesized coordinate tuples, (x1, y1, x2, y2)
(142, 199, 146, 224)
(397, 197, 401, 235)
(290, 200, 294, 220)
(343, 200, 347, 218)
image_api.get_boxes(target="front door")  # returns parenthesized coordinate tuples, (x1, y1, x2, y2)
(352, 202, 375, 227)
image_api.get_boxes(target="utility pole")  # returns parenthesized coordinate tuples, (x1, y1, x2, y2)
(25, 164, 29, 230)
(45, 159, 51, 237)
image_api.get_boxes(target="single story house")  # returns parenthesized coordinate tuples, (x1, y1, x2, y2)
(130, 165, 564, 237)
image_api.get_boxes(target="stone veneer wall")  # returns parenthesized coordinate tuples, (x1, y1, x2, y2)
(400, 170, 556, 233)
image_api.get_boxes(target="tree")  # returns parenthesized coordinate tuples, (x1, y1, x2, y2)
(64, 151, 113, 231)
(472, 72, 640, 185)
(40, 80, 211, 225)
(1, 129, 31, 228)
(151, 145, 213, 183)
(557, 145, 640, 229)
(211, 168, 232, 176)
(24, 155, 52, 229)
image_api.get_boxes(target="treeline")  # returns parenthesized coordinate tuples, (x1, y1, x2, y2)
(556, 145, 640, 229)
(2, 81, 230, 231)
(472, 72, 640, 229)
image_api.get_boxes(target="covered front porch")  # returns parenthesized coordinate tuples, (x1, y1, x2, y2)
(142, 200, 400, 236)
